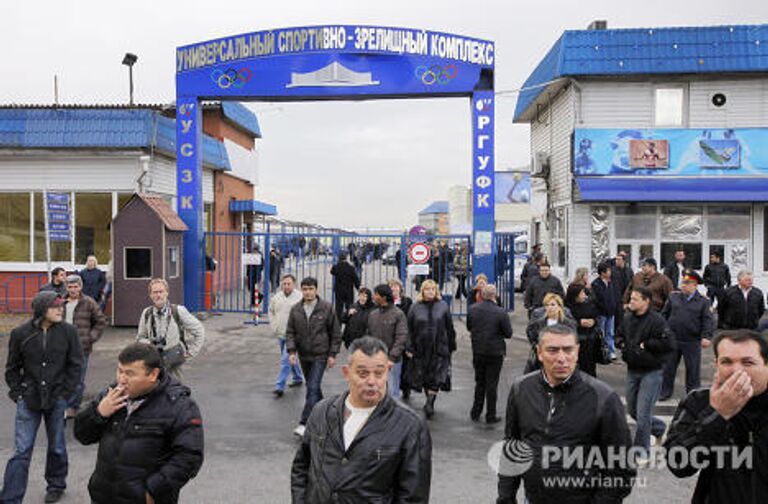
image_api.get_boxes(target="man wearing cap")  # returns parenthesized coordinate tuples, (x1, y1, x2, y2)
(623, 258, 673, 312)
(1, 291, 83, 503)
(660, 270, 714, 401)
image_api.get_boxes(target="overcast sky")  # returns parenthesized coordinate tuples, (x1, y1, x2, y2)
(2, 1, 766, 229)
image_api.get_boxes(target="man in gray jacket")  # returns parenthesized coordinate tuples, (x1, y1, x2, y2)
(286, 277, 341, 437)
(366, 284, 408, 399)
(136, 278, 205, 380)
(269, 274, 304, 397)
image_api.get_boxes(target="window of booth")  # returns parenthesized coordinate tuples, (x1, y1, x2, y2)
(125, 247, 152, 279)
(167, 246, 179, 278)
(0, 193, 32, 261)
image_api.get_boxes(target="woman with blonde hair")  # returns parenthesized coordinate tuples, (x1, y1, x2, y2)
(405, 279, 456, 419)
(524, 292, 577, 372)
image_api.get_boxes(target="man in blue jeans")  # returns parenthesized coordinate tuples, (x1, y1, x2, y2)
(591, 261, 620, 360)
(621, 286, 674, 464)
(286, 277, 341, 437)
(2, 291, 83, 504)
(268, 274, 304, 397)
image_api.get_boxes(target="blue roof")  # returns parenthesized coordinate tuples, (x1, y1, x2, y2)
(515, 24, 768, 121)
(229, 199, 277, 215)
(221, 102, 261, 138)
(419, 201, 449, 215)
(0, 108, 230, 170)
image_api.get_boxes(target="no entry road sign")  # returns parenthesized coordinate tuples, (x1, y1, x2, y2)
(408, 242, 431, 265)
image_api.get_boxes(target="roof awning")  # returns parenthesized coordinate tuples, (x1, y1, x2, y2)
(575, 177, 768, 202)
(229, 199, 277, 215)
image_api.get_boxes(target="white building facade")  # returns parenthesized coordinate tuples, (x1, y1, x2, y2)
(516, 24, 768, 289)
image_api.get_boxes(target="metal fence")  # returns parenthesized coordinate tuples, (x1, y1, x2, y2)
(204, 232, 491, 319)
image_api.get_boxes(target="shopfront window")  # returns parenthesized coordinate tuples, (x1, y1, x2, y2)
(661, 206, 703, 240)
(615, 206, 657, 239)
(661, 243, 702, 271)
(75, 193, 112, 264)
(0, 193, 31, 262)
(708, 207, 750, 240)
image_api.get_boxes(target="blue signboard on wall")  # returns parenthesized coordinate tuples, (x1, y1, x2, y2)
(574, 128, 768, 177)
(177, 25, 495, 310)
(46, 192, 71, 242)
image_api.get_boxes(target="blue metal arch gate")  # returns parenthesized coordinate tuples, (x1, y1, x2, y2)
(176, 25, 496, 311)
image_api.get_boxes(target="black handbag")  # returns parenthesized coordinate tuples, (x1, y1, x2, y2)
(161, 343, 186, 370)
(594, 327, 612, 365)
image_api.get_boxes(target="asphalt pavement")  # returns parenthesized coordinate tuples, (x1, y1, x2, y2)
(0, 299, 705, 503)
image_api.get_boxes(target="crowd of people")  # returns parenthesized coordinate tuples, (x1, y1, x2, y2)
(2, 244, 768, 503)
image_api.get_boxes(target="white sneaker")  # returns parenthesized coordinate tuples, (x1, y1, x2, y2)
(293, 424, 306, 437)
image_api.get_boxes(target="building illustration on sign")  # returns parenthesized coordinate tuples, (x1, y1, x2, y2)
(286, 61, 380, 88)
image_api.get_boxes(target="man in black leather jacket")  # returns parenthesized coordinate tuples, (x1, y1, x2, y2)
(497, 324, 634, 503)
(291, 336, 432, 503)
(664, 329, 768, 503)
(74, 343, 204, 504)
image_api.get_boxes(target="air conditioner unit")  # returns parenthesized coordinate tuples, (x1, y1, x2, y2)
(530, 151, 550, 178)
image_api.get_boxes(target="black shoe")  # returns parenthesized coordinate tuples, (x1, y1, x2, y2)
(45, 490, 64, 503)
(288, 381, 304, 388)
(470, 413, 480, 422)
(423, 393, 436, 419)
(273, 389, 284, 398)
(658, 395, 672, 402)
(402, 389, 411, 401)
(486, 416, 502, 424)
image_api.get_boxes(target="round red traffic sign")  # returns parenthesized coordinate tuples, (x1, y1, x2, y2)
(408, 243, 431, 264)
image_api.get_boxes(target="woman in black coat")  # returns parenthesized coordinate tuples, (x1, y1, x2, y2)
(565, 283, 601, 377)
(406, 279, 456, 419)
(341, 288, 374, 348)
(389, 279, 414, 399)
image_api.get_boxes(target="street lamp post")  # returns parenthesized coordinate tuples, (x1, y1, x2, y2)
(122, 52, 138, 105)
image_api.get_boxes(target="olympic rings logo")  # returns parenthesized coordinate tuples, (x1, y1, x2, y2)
(414, 64, 458, 86)
(210, 68, 253, 89)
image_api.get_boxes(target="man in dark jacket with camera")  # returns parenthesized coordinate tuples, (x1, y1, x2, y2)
(467, 284, 513, 423)
(286, 277, 342, 437)
(660, 271, 714, 401)
(291, 336, 432, 503)
(622, 286, 674, 462)
(1, 291, 83, 504)
(74, 343, 204, 504)
(496, 324, 634, 503)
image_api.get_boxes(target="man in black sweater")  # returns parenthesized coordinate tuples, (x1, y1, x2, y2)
(524, 263, 565, 319)
(702, 251, 730, 307)
(660, 271, 714, 401)
(621, 286, 674, 462)
(467, 285, 513, 423)
(717, 271, 764, 330)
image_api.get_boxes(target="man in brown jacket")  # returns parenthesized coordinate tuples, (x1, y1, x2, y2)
(286, 277, 341, 437)
(623, 258, 673, 312)
(366, 284, 408, 399)
(63, 274, 106, 418)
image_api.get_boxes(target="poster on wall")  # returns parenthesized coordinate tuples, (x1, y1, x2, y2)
(629, 140, 669, 169)
(574, 128, 761, 176)
(494, 171, 531, 203)
(699, 139, 740, 168)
